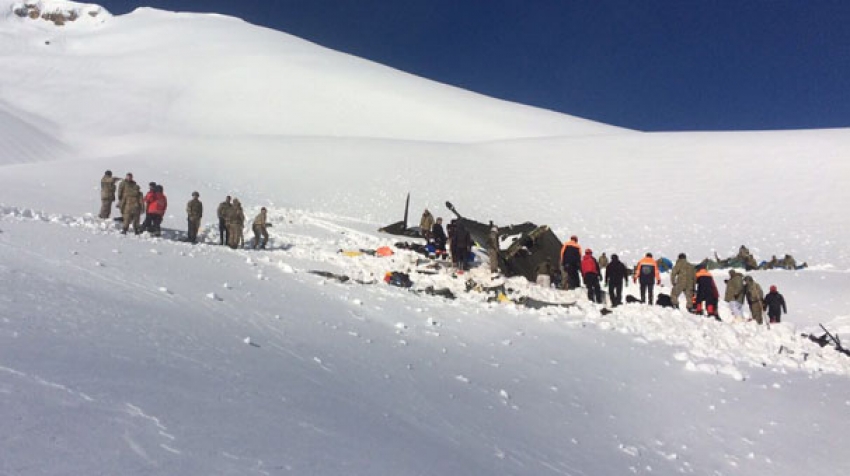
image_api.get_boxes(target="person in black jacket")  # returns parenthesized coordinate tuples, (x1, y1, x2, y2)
(604, 254, 629, 307)
(763, 285, 787, 323)
(694, 265, 720, 320)
(432, 217, 447, 255)
(451, 222, 473, 271)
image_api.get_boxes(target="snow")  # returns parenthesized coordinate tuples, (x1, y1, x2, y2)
(1, 2, 850, 475)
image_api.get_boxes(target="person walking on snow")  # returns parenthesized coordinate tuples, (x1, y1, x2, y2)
(724, 270, 745, 320)
(743, 275, 765, 324)
(763, 285, 787, 323)
(581, 249, 603, 304)
(99, 170, 120, 219)
(186, 191, 203, 244)
(217, 196, 232, 246)
(634, 252, 661, 304)
(597, 252, 609, 270)
(670, 253, 696, 311)
(252, 207, 269, 249)
(605, 254, 629, 307)
(560, 235, 582, 290)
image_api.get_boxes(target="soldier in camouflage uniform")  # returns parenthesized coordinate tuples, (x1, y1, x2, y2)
(186, 191, 203, 244)
(743, 275, 765, 324)
(118, 177, 142, 234)
(116, 172, 134, 221)
(226, 198, 245, 249)
(251, 207, 269, 249)
(216, 196, 232, 246)
(724, 270, 746, 320)
(597, 252, 609, 270)
(99, 170, 120, 219)
(669, 253, 696, 311)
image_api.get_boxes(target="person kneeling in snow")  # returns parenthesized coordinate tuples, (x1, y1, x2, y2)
(694, 266, 720, 320)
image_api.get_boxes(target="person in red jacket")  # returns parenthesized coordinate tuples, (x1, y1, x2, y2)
(633, 252, 661, 304)
(150, 185, 167, 236)
(581, 248, 603, 303)
(141, 182, 159, 234)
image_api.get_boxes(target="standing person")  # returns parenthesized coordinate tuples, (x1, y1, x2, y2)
(118, 175, 142, 235)
(419, 209, 434, 241)
(670, 253, 696, 311)
(581, 249, 603, 303)
(633, 252, 661, 304)
(252, 207, 269, 249)
(145, 185, 167, 236)
(763, 285, 787, 323)
(226, 198, 245, 249)
(605, 254, 628, 307)
(598, 252, 609, 270)
(560, 235, 582, 290)
(694, 265, 720, 319)
(432, 217, 447, 256)
(743, 276, 765, 324)
(99, 170, 120, 219)
(216, 196, 233, 246)
(724, 270, 745, 320)
(141, 182, 159, 233)
(186, 191, 203, 244)
(450, 221, 473, 271)
(487, 221, 500, 274)
(116, 172, 136, 209)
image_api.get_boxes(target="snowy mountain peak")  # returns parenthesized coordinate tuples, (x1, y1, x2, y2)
(5, 0, 109, 26)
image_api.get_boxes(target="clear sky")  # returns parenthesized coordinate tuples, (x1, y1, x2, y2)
(95, 0, 849, 132)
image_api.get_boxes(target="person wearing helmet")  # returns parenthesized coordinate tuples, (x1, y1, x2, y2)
(186, 191, 203, 244)
(581, 248, 603, 304)
(763, 285, 787, 323)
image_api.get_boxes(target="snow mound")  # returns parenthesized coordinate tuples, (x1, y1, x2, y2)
(5, 0, 109, 26)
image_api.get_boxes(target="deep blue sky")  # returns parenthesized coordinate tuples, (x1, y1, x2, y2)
(98, 0, 849, 131)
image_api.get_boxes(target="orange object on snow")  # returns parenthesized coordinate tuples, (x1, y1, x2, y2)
(376, 246, 394, 257)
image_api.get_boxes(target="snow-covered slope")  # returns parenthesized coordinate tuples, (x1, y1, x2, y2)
(0, 0, 625, 157)
(1, 2, 850, 475)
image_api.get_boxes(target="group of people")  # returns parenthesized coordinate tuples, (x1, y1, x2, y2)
(419, 209, 476, 272)
(551, 236, 789, 324)
(99, 171, 270, 249)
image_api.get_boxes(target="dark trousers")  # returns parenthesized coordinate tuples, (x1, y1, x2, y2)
(219, 218, 228, 245)
(564, 263, 581, 289)
(585, 273, 602, 303)
(640, 281, 655, 304)
(187, 218, 200, 243)
(768, 312, 781, 323)
(609, 282, 623, 307)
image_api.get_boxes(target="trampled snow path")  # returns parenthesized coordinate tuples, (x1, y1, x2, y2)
(3, 202, 849, 380)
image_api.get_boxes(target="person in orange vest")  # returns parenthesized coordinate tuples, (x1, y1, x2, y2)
(633, 252, 661, 304)
(560, 235, 582, 290)
(694, 265, 720, 320)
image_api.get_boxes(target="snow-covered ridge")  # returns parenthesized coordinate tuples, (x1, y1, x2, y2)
(5, 0, 109, 25)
